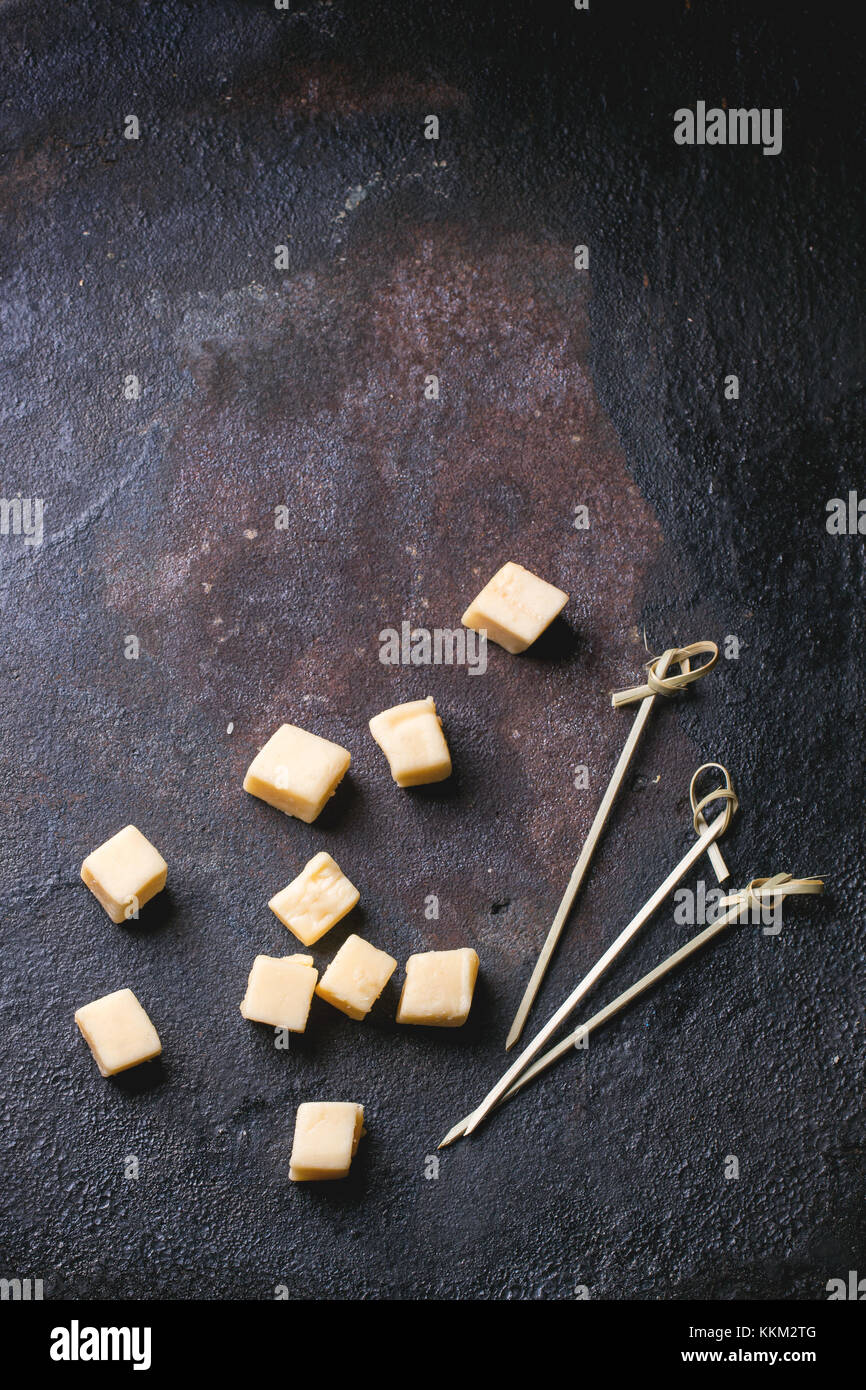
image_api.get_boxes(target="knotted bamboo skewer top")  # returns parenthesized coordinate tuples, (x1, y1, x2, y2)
(611, 640, 720, 707)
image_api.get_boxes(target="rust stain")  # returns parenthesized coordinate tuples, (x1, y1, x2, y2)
(93, 220, 684, 979)
(228, 61, 466, 119)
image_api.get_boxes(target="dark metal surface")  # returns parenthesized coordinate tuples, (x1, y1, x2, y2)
(0, 0, 862, 1300)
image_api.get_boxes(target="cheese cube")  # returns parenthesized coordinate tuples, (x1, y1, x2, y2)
(240, 954, 318, 1032)
(289, 1101, 364, 1182)
(74, 988, 162, 1076)
(368, 696, 451, 787)
(80, 825, 168, 924)
(316, 933, 397, 1020)
(396, 948, 480, 1027)
(269, 852, 359, 946)
(462, 561, 569, 654)
(243, 723, 351, 823)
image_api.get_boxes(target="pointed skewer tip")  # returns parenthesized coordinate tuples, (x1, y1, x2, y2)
(438, 1121, 467, 1149)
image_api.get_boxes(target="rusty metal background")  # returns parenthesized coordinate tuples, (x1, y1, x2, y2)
(0, 0, 862, 1300)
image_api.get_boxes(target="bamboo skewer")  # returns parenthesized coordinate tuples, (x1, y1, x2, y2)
(505, 640, 719, 1050)
(473, 876, 824, 1116)
(440, 764, 738, 1147)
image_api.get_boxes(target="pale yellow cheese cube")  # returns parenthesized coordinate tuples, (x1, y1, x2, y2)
(74, 988, 162, 1076)
(368, 696, 451, 787)
(462, 561, 569, 653)
(80, 824, 168, 924)
(289, 1101, 365, 1181)
(240, 954, 318, 1032)
(316, 933, 397, 1021)
(396, 948, 480, 1027)
(269, 851, 359, 946)
(243, 723, 351, 823)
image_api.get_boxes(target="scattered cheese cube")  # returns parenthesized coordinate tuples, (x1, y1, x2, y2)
(368, 696, 451, 787)
(289, 1101, 365, 1182)
(269, 851, 359, 946)
(240, 954, 318, 1033)
(74, 988, 162, 1076)
(396, 948, 480, 1027)
(80, 824, 168, 924)
(316, 933, 397, 1020)
(462, 561, 569, 654)
(243, 723, 351, 823)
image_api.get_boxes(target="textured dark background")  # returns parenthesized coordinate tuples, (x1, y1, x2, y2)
(0, 0, 862, 1301)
